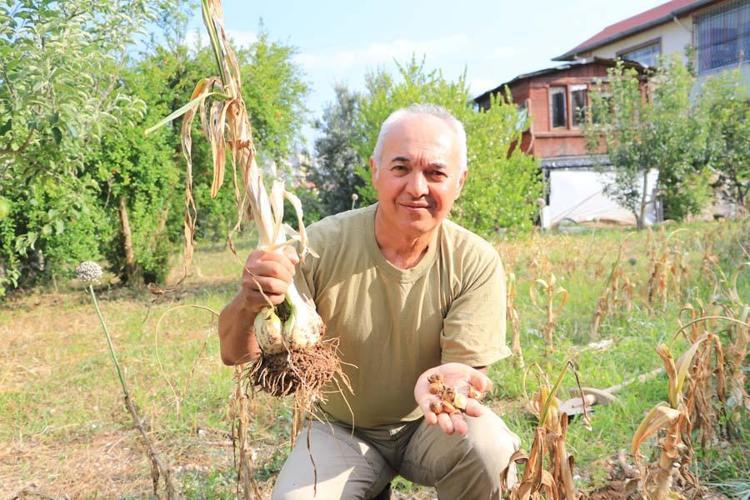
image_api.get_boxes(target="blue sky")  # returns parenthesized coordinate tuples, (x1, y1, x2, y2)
(186, 0, 666, 146)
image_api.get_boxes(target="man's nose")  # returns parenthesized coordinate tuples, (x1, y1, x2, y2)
(405, 172, 429, 197)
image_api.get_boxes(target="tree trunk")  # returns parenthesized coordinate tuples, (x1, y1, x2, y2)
(638, 169, 650, 230)
(118, 195, 137, 283)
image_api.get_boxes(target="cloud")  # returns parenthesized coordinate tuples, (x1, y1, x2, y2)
(468, 78, 500, 96)
(295, 34, 472, 71)
(183, 29, 258, 50)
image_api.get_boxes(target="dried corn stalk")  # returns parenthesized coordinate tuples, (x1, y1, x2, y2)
(507, 272, 524, 368)
(530, 274, 569, 352)
(505, 361, 588, 499)
(631, 335, 710, 499)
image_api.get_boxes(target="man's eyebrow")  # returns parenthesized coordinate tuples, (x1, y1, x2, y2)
(390, 156, 410, 164)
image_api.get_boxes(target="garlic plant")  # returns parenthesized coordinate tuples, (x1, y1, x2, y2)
(146, 0, 324, 356)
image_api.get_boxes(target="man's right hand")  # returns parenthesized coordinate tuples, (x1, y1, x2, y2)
(218, 245, 300, 365)
(241, 245, 300, 312)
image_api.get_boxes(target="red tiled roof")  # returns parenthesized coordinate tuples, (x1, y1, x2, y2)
(554, 0, 715, 61)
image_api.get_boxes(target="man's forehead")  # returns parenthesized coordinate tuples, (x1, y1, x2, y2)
(382, 114, 457, 152)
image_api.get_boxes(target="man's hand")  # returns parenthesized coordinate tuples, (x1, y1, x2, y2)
(414, 362, 493, 436)
(241, 245, 299, 312)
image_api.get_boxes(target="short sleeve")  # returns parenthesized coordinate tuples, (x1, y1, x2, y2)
(440, 251, 511, 367)
(293, 254, 316, 303)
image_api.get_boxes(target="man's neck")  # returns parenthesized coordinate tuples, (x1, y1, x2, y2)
(374, 208, 436, 269)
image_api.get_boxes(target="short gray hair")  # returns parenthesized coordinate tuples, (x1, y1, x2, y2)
(372, 104, 468, 177)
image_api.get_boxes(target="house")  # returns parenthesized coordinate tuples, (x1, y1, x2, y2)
(475, 0, 749, 228)
(474, 58, 658, 229)
(554, 0, 750, 88)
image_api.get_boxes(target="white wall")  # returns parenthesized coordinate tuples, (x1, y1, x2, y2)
(587, 16, 693, 63)
(543, 168, 659, 228)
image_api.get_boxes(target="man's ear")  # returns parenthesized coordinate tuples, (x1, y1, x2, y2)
(369, 156, 377, 181)
(455, 169, 468, 199)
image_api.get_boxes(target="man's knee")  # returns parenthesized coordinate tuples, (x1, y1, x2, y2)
(460, 412, 521, 480)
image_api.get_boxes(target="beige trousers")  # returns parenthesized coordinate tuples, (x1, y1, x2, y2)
(272, 411, 520, 500)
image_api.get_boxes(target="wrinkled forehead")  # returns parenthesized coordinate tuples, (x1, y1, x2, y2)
(381, 114, 460, 165)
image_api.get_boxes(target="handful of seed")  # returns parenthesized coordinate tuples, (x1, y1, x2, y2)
(427, 373, 485, 415)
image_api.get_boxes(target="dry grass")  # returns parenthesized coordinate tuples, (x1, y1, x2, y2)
(1, 220, 748, 497)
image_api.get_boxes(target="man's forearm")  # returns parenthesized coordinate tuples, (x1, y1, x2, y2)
(218, 290, 261, 365)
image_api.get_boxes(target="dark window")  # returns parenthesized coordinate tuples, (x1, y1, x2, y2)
(620, 41, 661, 67)
(550, 87, 567, 128)
(570, 85, 588, 127)
(696, 0, 750, 74)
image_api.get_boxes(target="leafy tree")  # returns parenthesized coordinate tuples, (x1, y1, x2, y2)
(348, 58, 542, 235)
(696, 69, 750, 211)
(311, 85, 363, 215)
(0, 0, 172, 294)
(585, 57, 711, 228)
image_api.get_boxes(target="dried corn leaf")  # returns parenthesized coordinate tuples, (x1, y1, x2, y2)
(631, 404, 681, 458)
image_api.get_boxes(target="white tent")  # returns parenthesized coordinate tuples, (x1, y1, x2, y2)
(539, 156, 659, 229)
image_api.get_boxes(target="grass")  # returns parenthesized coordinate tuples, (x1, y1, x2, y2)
(0, 220, 748, 497)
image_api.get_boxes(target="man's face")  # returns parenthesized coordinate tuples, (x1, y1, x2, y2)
(370, 113, 466, 237)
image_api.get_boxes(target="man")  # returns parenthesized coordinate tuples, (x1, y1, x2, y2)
(219, 104, 520, 499)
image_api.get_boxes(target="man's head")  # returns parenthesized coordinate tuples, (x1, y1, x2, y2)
(369, 104, 468, 237)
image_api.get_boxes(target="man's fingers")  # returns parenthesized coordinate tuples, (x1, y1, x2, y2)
(250, 259, 294, 283)
(246, 289, 286, 306)
(451, 413, 468, 435)
(280, 245, 300, 266)
(243, 276, 290, 298)
(464, 398, 485, 418)
(437, 412, 454, 434)
(469, 370, 493, 393)
(418, 397, 439, 425)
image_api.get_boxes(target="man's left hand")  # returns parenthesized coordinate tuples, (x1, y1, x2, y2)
(414, 362, 493, 436)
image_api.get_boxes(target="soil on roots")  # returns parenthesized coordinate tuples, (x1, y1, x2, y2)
(248, 339, 346, 398)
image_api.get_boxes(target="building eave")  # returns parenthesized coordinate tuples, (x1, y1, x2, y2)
(553, 0, 716, 62)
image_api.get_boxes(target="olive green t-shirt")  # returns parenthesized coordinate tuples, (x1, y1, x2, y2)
(294, 203, 510, 429)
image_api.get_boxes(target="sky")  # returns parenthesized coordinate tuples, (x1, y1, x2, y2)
(185, 0, 668, 147)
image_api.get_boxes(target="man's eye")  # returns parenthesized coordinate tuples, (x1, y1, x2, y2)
(429, 171, 447, 179)
(392, 165, 407, 172)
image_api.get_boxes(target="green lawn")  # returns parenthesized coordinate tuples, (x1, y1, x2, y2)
(1, 220, 748, 498)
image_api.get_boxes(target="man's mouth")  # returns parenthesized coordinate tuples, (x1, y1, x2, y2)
(400, 202, 431, 210)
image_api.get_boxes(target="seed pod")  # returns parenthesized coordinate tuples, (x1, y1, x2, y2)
(442, 401, 458, 414)
(453, 393, 468, 411)
(429, 382, 443, 395)
(443, 387, 456, 403)
(429, 400, 444, 415)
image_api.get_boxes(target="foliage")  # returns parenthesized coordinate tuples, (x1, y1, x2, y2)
(331, 58, 541, 235)
(0, 5, 310, 294)
(88, 97, 180, 284)
(695, 68, 750, 210)
(586, 57, 711, 227)
(311, 86, 363, 215)
(0, 0, 166, 295)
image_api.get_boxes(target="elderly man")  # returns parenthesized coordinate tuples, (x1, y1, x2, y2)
(218, 104, 520, 499)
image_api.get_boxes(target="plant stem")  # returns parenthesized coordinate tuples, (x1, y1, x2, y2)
(89, 285, 129, 394)
(88, 285, 178, 498)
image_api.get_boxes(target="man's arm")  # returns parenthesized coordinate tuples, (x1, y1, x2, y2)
(218, 247, 299, 365)
(218, 289, 261, 365)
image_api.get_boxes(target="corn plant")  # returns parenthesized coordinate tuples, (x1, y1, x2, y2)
(504, 361, 588, 499)
(590, 245, 635, 339)
(530, 274, 569, 352)
(645, 228, 688, 310)
(507, 272, 524, 368)
(631, 335, 708, 499)
(632, 304, 750, 500)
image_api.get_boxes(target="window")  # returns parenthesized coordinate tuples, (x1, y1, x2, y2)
(550, 87, 567, 128)
(696, 0, 750, 74)
(619, 40, 661, 67)
(570, 85, 588, 127)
